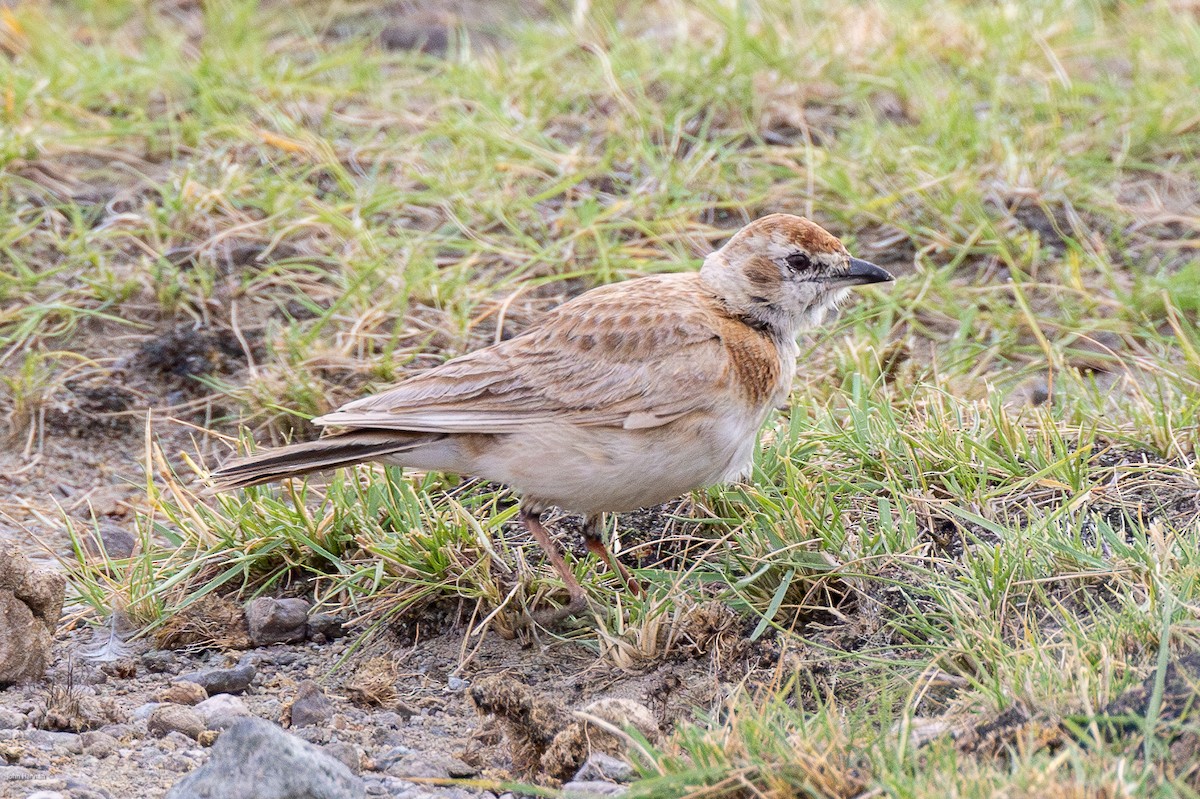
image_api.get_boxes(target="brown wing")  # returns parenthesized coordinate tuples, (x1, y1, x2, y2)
(314, 273, 737, 433)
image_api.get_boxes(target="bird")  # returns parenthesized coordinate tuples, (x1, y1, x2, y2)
(209, 214, 894, 624)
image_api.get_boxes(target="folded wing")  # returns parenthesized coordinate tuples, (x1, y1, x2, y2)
(315, 275, 733, 434)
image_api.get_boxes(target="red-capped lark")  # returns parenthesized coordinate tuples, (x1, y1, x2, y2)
(210, 214, 894, 624)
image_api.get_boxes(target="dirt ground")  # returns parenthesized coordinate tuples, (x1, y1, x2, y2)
(0, 577, 767, 798)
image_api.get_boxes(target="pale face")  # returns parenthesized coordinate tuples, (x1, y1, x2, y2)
(700, 214, 894, 336)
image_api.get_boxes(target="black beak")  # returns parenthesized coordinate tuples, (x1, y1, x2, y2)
(827, 257, 894, 287)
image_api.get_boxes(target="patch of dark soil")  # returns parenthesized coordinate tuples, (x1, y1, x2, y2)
(42, 377, 142, 438)
(614, 502, 707, 573)
(1089, 448, 1200, 534)
(476, 497, 705, 579)
(955, 702, 1065, 760)
(135, 324, 254, 384)
(935, 506, 1002, 547)
(918, 515, 968, 557)
(751, 75, 859, 150)
(279, 297, 327, 322)
(757, 103, 850, 149)
(698, 206, 752, 230)
(163, 237, 305, 275)
(324, 0, 551, 54)
(788, 565, 944, 710)
(843, 224, 919, 275)
(1012, 203, 1073, 254)
(379, 23, 453, 54)
(1099, 649, 1200, 735)
(869, 90, 917, 126)
(385, 596, 486, 645)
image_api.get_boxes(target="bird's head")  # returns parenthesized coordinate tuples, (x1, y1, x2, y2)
(700, 213, 894, 337)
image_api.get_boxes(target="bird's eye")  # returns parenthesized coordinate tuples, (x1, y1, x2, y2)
(785, 252, 812, 271)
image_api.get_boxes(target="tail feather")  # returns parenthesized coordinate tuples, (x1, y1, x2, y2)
(209, 431, 443, 490)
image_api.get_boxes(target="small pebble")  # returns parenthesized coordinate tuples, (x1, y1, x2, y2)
(147, 705, 205, 740)
(159, 680, 208, 705)
(178, 663, 256, 695)
(323, 741, 362, 774)
(306, 613, 345, 642)
(141, 650, 178, 674)
(132, 702, 162, 721)
(288, 680, 334, 728)
(245, 597, 310, 646)
(195, 694, 252, 731)
(561, 781, 629, 799)
(80, 731, 119, 759)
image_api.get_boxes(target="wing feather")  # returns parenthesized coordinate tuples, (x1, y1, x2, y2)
(314, 274, 737, 434)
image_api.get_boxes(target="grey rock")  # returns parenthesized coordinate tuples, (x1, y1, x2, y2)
(384, 752, 476, 779)
(142, 650, 178, 673)
(148, 705, 205, 740)
(80, 731, 119, 758)
(245, 597, 310, 646)
(373, 712, 409, 729)
(162, 751, 202, 772)
(574, 752, 635, 783)
(25, 792, 68, 799)
(289, 680, 334, 727)
(369, 728, 408, 749)
(26, 779, 66, 789)
(0, 708, 24, 729)
(26, 730, 83, 753)
(194, 693, 252, 731)
(178, 662, 255, 695)
(99, 722, 133, 738)
(306, 613, 345, 642)
(0, 541, 65, 685)
(363, 777, 431, 799)
(162, 730, 194, 749)
(0, 766, 36, 782)
(294, 726, 332, 745)
(561, 781, 629, 799)
(323, 741, 362, 774)
(165, 717, 364, 799)
(82, 522, 136, 560)
(374, 746, 416, 770)
(446, 676, 469, 693)
(132, 702, 162, 720)
(61, 778, 114, 799)
(441, 789, 483, 799)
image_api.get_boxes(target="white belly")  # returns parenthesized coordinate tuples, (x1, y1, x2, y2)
(500, 413, 764, 513)
(394, 409, 770, 515)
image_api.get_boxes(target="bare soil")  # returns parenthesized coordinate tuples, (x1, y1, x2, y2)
(0, 599, 767, 798)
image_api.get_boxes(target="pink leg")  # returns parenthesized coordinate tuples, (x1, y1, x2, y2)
(520, 508, 589, 625)
(583, 515, 643, 596)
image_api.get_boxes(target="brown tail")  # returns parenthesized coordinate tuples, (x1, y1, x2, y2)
(209, 431, 444, 490)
